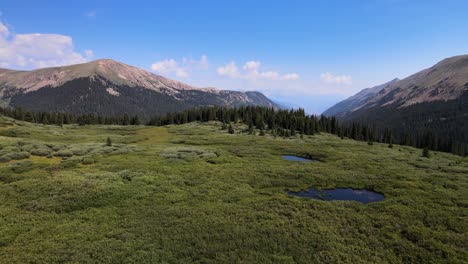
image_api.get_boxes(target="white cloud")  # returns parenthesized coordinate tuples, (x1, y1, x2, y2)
(151, 55, 209, 78)
(0, 22, 94, 69)
(151, 59, 188, 77)
(320, 72, 352, 85)
(217, 62, 239, 78)
(243, 61, 260, 72)
(0, 22, 8, 36)
(218, 60, 299, 81)
(281, 73, 300, 80)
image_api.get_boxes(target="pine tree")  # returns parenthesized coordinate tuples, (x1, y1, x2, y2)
(422, 147, 430, 158)
(131, 115, 140, 125)
(42, 114, 49, 125)
(221, 122, 227, 130)
(228, 124, 234, 134)
(122, 114, 130, 126)
(106, 137, 112, 146)
(248, 122, 254, 135)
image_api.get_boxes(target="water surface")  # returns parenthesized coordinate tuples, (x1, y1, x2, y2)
(288, 188, 384, 204)
(282, 155, 317, 162)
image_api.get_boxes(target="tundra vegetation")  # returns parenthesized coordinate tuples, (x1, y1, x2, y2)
(0, 115, 466, 263)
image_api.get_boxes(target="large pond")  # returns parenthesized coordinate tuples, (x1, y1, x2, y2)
(282, 155, 318, 162)
(288, 188, 384, 204)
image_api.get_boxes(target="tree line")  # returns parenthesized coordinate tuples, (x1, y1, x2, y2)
(1, 106, 466, 157)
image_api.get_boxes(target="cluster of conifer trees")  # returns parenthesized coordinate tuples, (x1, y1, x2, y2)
(0, 107, 141, 126)
(1, 105, 466, 157)
(147, 106, 467, 156)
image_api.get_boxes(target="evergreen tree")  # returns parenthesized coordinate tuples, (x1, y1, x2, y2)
(228, 123, 235, 134)
(131, 115, 140, 125)
(221, 122, 227, 130)
(422, 147, 430, 158)
(42, 114, 49, 125)
(122, 114, 130, 126)
(106, 137, 112, 146)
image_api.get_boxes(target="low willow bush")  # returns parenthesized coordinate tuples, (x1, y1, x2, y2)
(117, 170, 143, 181)
(55, 150, 74, 157)
(81, 155, 96, 165)
(30, 148, 52, 156)
(9, 160, 34, 173)
(160, 146, 218, 161)
(0, 151, 30, 162)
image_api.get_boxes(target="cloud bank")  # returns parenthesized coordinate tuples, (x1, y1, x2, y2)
(151, 55, 208, 78)
(0, 22, 94, 69)
(320, 72, 352, 85)
(217, 60, 299, 81)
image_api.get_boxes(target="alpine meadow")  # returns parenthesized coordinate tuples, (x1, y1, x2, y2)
(1, 1, 468, 263)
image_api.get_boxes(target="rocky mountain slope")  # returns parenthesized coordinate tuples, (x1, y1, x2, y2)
(323, 55, 468, 118)
(323, 78, 399, 117)
(0, 59, 278, 117)
(323, 55, 468, 151)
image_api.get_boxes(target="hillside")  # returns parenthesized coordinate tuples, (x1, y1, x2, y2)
(323, 78, 399, 117)
(322, 55, 468, 153)
(0, 59, 278, 118)
(0, 116, 466, 263)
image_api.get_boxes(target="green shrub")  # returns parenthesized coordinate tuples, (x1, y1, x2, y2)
(161, 147, 217, 161)
(58, 158, 80, 169)
(81, 156, 95, 165)
(70, 147, 91, 156)
(0, 146, 18, 156)
(112, 148, 130, 155)
(30, 149, 52, 156)
(0, 155, 11, 162)
(117, 170, 143, 181)
(51, 145, 65, 152)
(9, 160, 34, 173)
(0, 129, 18, 137)
(55, 150, 73, 157)
(7, 152, 30, 160)
(422, 147, 431, 158)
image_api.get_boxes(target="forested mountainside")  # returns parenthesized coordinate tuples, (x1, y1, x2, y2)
(0, 59, 277, 118)
(323, 78, 399, 117)
(322, 55, 468, 156)
(2, 105, 466, 156)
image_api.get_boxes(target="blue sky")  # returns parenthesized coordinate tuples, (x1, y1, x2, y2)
(1, 0, 468, 113)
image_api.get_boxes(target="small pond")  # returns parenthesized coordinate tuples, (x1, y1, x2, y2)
(282, 155, 318, 162)
(288, 188, 384, 204)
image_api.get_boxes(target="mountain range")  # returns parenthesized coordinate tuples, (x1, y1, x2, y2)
(324, 55, 468, 119)
(322, 78, 400, 117)
(323, 55, 468, 151)
(0, 59, 277, 118)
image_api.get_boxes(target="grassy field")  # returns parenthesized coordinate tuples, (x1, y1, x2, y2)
(0, 116, 467, 263)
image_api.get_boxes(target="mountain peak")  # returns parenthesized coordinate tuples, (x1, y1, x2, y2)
(0, 58, 279, 117)
(0, 58, 198, 93)
(323, 54, 468, 118)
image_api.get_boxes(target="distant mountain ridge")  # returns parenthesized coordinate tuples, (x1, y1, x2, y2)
(0, 59, 278, 117)
(322, 55, 468, 154)
(323, 78, 399, 117)
(323, 55, 468, 118)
